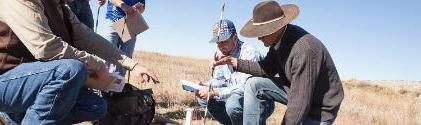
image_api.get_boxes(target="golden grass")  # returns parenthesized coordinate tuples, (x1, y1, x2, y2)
(124, 51, 421, 125)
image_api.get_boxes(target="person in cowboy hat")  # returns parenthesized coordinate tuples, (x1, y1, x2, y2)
(212, 1, 344, 125)
(194, 19, 274, 125)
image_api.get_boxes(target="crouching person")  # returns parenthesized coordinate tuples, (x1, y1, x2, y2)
(0, 0, 159, 124)
(195, 19, 274, 125)
(213, 1, 344, 125)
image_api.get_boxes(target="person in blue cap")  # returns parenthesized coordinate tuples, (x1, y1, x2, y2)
(194, 19, 274, 125)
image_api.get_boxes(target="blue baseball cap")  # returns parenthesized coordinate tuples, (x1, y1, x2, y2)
(209, 19, 237, 43)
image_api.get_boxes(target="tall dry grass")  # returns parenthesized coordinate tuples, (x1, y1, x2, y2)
(131, 51, 421, 125)
(335, 80, 421, 125)
(131, 52, 210, 107)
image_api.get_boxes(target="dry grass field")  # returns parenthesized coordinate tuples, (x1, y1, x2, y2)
(83, 51, 421, 125)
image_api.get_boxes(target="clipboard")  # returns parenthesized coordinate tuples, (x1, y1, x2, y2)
(113, 13, 149, 43)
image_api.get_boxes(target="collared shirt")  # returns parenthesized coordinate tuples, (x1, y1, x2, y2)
(0, 0, 138, 72)
(105, 0, 145, 21)
(205, 40, 262, 100)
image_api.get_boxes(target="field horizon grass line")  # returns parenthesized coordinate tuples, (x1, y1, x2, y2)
(131, 51, 420, 125)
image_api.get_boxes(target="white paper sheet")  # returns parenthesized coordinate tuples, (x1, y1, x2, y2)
(104, 72, 127, 92)
(180, 80, 206, 93)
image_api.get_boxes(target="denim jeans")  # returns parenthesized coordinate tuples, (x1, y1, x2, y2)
(243, 77, 335, 125)
(68, 0, 94, 29)
(198, 93, 274, 125)
(0, 59, 107, 125)
(101, 19, 137, 77)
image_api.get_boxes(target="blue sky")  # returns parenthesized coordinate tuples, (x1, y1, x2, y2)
(91, 0, 421, 81)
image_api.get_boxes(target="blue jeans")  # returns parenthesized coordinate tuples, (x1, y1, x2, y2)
(198, 93, 274, 125)
(68, 0, 94, 29)
(0, 59, 107, 125)
(243, 77, 335, 125)
(101, 19, 137, 77)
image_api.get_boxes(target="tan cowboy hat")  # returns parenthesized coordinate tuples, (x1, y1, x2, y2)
(240, 1, 299, 38)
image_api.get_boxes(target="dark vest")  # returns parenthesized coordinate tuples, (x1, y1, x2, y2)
(0, 0, 74, 74)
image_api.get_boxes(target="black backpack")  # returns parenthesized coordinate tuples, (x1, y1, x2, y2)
(96, 84, 156, 125)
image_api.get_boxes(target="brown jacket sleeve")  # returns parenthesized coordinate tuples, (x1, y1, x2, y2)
(237, 47, 278, 77)
(0, 0, 138, 71)
(0, 0, 105, 71)
(68, 9, 138, 70)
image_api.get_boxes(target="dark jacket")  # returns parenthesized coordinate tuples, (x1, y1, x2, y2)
(238, 24, 344, 125)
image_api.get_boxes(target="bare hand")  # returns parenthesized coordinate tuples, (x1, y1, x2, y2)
(97, 0, 106, 6)
(121, 3, 136, 16)
(131, 65, 160, 84)
(90, 63, 110, 81)
(133, 2, 145, 14)
(209, 54, 226, 76)
(195, 89, 218, 100)
(212, 56, 238, 70)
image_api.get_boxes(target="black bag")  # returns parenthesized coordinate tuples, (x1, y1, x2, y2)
(96, 84, 156, 125)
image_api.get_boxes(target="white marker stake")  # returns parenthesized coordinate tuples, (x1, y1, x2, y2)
(185, 108, 195, 125)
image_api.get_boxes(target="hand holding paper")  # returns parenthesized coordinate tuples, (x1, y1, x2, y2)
(195, 89, 219, 100)
(104, 72, 127, 92)
(133, 2, 145, 14)
(86, 63, 115, 90)
(120, 3, 137, 16)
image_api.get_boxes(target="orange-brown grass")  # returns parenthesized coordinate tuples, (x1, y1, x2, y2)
(335, 80, 421, 125)
(84, 51, 421, 125)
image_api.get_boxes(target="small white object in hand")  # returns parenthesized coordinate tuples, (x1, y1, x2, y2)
(104, 72, 126, 92)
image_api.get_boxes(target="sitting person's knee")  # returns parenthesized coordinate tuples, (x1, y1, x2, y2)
(59, 59, 87, 75)
(55, 59, 88, 86)
(245, 77, 263, 92)
(225, 97, 243, 115)
(225, 104, 242, 115)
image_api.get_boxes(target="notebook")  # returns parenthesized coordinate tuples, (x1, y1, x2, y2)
(180, 80, 206, 93)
